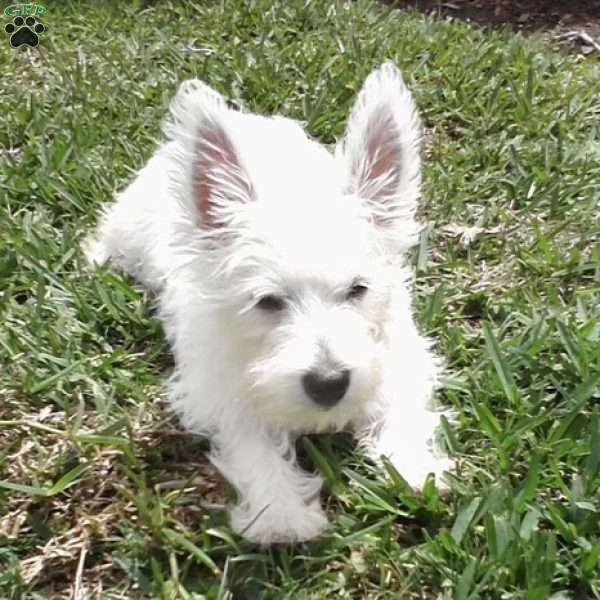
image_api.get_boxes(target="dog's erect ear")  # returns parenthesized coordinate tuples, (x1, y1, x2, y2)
(191, 112, 254, 228)
(166, 79, 254, 228)
(337, 63, 422, 245)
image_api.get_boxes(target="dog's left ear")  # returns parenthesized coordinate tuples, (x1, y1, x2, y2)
(337, 63, 422, 245)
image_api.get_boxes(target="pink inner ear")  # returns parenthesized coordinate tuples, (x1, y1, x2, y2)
(362, 108, 401, 203)
(194, 124, 248, 227)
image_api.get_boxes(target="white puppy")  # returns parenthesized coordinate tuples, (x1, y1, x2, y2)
(85, 63, 454, 544)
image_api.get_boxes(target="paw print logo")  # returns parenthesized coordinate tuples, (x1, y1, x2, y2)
(5, 15, 45, 48)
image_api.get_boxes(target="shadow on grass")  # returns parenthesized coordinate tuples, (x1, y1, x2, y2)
(388, 0, 600, 40)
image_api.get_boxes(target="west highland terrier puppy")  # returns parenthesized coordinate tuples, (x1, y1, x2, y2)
(84, 62, 454, 544)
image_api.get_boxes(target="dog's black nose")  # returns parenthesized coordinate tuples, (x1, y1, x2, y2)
(302, 369, 351, 408)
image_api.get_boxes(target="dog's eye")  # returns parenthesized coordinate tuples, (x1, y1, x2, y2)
(256, 294, 286, 312)
(346, 282, 368, 301)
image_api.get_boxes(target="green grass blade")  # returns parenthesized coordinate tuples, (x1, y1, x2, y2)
(163, 529, 221, 576)
(451, 497, 482, 545)
(482, 322, 518, 405)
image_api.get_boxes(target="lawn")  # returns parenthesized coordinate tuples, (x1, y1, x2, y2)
(1, 1, 599, 598)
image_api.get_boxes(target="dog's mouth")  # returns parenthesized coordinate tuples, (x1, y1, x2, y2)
(246, 362, 374, 431)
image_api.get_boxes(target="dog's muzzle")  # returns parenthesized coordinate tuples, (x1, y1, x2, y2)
(302, 369, 351, 408)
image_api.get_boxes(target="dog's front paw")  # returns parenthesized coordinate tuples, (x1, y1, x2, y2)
(231, 500, 328, 544)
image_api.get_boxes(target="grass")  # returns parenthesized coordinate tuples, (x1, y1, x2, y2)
(1, 0, 599, 598)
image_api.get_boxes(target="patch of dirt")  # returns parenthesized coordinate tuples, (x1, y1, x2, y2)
(391, 0, 600, 54)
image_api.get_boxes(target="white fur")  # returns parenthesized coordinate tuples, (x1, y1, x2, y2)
(84, 64, 454, 544)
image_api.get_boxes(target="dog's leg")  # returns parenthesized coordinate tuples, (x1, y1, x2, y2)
(210, 420, 328, 544)
(362, 401, 454, 491)
(356, 337, 455, 491)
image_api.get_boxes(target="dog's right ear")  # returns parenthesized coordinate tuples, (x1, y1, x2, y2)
(166, 80, 254, 229)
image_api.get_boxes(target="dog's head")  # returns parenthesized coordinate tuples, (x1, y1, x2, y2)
(167, 63, 423, 431)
